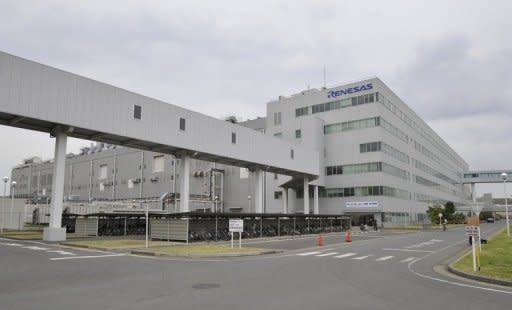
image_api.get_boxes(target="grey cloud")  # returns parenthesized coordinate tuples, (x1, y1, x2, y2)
(392, 35, 512, 121)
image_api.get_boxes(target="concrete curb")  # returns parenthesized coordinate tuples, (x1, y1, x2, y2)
(131, 249, 282, 259)
(447, 263, 512, 287)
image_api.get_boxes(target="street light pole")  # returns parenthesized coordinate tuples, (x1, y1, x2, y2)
(1, 176, 8, 233)
(501, 172, 510, 237)
(10, 181, 16, 229)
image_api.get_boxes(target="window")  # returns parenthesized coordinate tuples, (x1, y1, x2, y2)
(153, 155, 165, 173)
(99, 165, 107, 180)
(273, 112, 282, 126)
(133, 105, 142, 120)
(274, 173, 278, 180)
(295, 129, 301, 139)
(179, 118, 186, 131)
(295, 107, 309, 117)
(232, 132, 237, 144)
(290, 149, 294, 159)
(274, 132, 282, 138)
(274, 191, 283, 199)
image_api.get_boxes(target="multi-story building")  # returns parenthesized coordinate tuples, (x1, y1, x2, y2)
(10, 77, 470, 226)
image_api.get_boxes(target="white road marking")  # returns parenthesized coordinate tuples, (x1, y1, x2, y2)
(5, 243, 23, 246)
(47, 250, 75, 256)
(23, 246, 49, 251)
(50, 254, 126, 261)
(405, 239, 443, 249)
(297, 251, 322, 256)
(315, 252, 338, 257)
(352, 255, 371, 260)
(376, 256, 394, 261)
(334, 253, 357, 259)
(383, 248, 434, 253)
(400, 257, 416, 263)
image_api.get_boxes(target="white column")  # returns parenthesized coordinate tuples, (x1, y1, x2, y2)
(179, 154, 190, 212)
(282, 188, 288, 214)
(303, 177, 309, 215)
(314, 185, 319, 215)
(254, 169, 264, 213)
(471, 183, 476, 206)
(43, 129, 67, 241)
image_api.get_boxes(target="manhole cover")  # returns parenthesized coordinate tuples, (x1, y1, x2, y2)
(192, 283, 221, 290)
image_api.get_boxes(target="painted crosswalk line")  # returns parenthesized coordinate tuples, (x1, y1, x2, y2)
(47, 250, 75, 256)
(297, 251, 323, 256)
(352, 255, 371, 260)
(315, 252, 338, 257)
(23, 246, 49, 251)
(334, 253, 357, 259)
(376, 256, 394, 261)
(400, 257, 416, 263)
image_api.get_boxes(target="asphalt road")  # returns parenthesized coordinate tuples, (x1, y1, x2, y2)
(1, 223, 510, 310)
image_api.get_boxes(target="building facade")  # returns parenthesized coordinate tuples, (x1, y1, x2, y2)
(10, 78, 470, 225)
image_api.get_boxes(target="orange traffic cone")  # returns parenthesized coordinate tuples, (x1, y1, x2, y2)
(317, 234, 324, 246)
(345, 230, 352, 243)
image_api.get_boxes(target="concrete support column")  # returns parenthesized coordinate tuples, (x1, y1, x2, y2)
(179, 154, 190, 212)
(43, 129, 67, 241)
(282, 188, 288, 214)
(471, 183, 476, 205)
(254, 169, 264, 213)
(313, 185, 319, 215)
(303, 177, 309, 215)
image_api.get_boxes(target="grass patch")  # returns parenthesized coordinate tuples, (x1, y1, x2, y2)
(134, 245, 276, 257)
(62, 239, 172, 250)
(453, 227, 512, 281)
(0, 230, 43, 240)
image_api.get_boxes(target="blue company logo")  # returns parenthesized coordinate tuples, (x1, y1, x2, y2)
(327, 83, 373, 98)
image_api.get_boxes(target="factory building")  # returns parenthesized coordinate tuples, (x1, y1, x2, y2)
(10, 78, 470, 226)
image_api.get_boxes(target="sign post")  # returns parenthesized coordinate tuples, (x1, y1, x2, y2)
(229, 219, 243, 249)
(465, 216, 481, 272)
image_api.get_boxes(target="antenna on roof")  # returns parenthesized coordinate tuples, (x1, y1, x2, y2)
(323, 65, 326, 89)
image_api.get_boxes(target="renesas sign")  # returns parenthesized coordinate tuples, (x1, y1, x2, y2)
(327, 83, 373, 98)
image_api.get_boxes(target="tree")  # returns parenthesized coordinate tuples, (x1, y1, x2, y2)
(224, 115, 238, 124)
(443, 201, 456, 221)
(426, 205, 444, 224)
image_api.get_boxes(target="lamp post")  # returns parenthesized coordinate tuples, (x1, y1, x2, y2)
(214, 195, 219, 241)
(501, 172, 510, 237)
(1, 176, 8, 233)
(10, 181, 16, 229)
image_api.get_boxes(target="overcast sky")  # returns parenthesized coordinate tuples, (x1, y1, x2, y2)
(0, 0, 511, 197)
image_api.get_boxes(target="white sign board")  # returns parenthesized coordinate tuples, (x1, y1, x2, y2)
(346, 201, 378, 208)
(465, 226, 480, 236)
(229, 219, 244, 232)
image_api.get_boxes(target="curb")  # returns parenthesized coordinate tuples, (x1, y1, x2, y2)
(131, 249, 282, 259)
(447, 263, 512, 287)
(446, 227, 512, 287)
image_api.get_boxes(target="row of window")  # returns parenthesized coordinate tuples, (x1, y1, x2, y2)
(360, 142, 410, 164)
(325, 162, 409, 180)
(324, 117, 379, 134)
(295, 93, 378, 118)
(319, 185, 409, 200)
(380, 118, 408, 143)
(464, 172, 512, 179)
(413, 158, 458, 185)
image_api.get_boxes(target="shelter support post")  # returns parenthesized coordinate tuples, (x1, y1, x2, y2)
(43, 129, 68, 241)
(179, 154, 190, 212)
